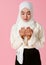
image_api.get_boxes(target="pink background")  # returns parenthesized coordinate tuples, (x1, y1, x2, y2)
(0, 0, 46, 65)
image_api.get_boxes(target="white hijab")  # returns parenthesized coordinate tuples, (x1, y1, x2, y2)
(16, 1, 35, 28)
(16, 1, 36, 64)
(16, 1, 36, 44)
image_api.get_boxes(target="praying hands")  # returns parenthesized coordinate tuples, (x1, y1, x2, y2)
(19, 27, 33, 40)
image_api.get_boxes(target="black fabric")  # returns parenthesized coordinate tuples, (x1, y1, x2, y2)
(15, 48, 41, 65)
(15, 56, 22, 65)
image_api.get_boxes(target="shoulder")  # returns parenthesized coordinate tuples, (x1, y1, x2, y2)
(11, 23, 18, 33)
(34, 21, 43, 29)
(35, 21, 41, 26)
(11, 23, 17, 30)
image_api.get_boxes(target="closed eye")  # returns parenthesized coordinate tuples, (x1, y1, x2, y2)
(21, 11, 25, 15)
(27, 11, 31, 15)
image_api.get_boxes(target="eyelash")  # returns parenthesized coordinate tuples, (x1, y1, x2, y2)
(27, 13, 30, 15)
(27, 12, 31, 15)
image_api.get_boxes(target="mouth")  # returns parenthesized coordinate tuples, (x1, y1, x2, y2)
(24, 19, 28, 21)
(24, 19, 27, 20)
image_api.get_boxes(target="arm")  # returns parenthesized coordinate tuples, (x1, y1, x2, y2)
(33, 25, 45, 49)
(28, 22, 45, 49)
(10, 24, 24, 50)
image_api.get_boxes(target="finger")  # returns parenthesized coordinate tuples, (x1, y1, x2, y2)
(21, 27, 25, 29)
(19, 30, 21, 33)
(27, 27, 30, 29)
(30, 29, 33, 31)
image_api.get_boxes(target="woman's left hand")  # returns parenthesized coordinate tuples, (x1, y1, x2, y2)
(25, 27, 33, 40)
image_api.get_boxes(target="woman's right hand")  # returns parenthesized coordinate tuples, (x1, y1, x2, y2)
(19, 27, 25, 39)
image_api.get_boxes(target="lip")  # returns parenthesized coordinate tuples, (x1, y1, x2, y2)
(24, 19, 27, 20)
(22, 19, 27, 22)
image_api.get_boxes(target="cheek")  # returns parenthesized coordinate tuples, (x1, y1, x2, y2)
(28, 15, 31, 20)
(21, 15, 25, 19)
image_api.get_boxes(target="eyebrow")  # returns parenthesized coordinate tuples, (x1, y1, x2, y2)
(21, 11, 24, 13)
(27, 11, 31, 13)
(21, 11, 30, 13)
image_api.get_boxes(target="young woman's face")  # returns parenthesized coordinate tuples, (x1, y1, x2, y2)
(21, 8, 31, 22)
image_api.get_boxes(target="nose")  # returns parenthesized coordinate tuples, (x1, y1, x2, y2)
(24, 14, 27, 20)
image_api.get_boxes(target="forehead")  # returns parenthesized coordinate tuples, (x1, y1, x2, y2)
(21, 8, 31, 12)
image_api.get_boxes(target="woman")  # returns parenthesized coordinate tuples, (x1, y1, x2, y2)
(10, 1, 45, 65)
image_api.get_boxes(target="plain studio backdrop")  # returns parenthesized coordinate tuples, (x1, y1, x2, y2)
(0, 0, 46, 65)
